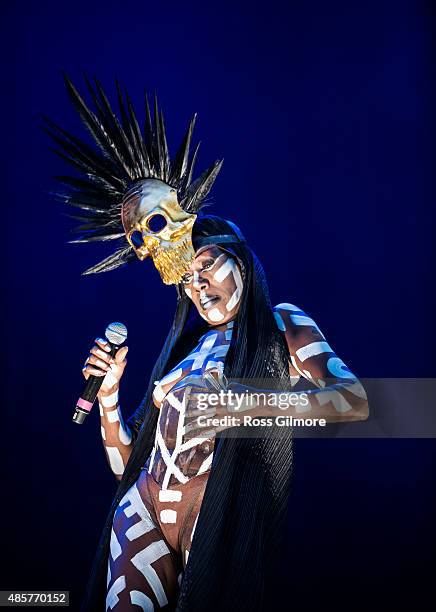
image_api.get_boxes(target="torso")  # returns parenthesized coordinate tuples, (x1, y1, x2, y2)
(142, 320, 234, 489)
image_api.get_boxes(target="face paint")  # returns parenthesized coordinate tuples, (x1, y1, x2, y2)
(182, 245, 244, 325)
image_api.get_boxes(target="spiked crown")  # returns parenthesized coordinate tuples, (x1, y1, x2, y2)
(44, 76, 223, 274)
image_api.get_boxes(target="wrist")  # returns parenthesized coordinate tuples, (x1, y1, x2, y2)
(98, 387, 119, 409)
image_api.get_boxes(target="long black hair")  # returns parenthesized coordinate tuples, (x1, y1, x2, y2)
(84, 215, 295, 611)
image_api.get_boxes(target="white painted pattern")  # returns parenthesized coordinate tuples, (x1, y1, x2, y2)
(129, 590, 154, 611)
(295, 341, 333, 362)
(106, 447, 124, 476)
(131, 541, 171, 607)
(106, 575, 126, 610)
(158, 489, 182, 502)
(160, 509, 177, 524)
(100, 390, 119, 408)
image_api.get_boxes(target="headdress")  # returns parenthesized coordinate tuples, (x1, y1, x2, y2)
(44, 76, 227, 284)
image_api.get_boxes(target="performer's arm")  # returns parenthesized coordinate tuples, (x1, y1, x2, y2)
(190, 304, 368, 424)
(265, 303, 369, 421)
(82, 338, 133, 481)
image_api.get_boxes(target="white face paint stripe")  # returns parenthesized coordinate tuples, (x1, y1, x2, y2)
(295, 341, 333, 362)
(130, 590, 154, 612)
(208, 307, 224, 322)
(160, 509, 177, 524)
(106, 447, 124, 475)
(192, 271, 200, 288)
(106, 575, 126, 610)
(106, 563, 111, 588)
(131, 541, 170, 607)
(226, 263, 243, 311)
(99, 404, 104, 416)
(184, 287, 192, 299)
(213, 257, 233, 282)
(101, 425, 106, 440)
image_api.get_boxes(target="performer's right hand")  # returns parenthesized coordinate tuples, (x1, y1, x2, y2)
(82, 338, 129, 398)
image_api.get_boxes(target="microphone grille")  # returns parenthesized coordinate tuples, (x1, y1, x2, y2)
(105, 322, 128, 346)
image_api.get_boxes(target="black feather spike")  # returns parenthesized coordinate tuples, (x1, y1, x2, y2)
(182, 160, 224, 212)
(124, 87, 151, 177)
(180, 140, 201, 193)
(46, 76, 224, 274)
(158, 110, 171, 183)
(82, 245, 136, 274)
(169, 114, 197, 186)
(64, 75, 132, 176)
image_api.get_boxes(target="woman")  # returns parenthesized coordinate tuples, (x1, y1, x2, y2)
(47, 78, 368, 611)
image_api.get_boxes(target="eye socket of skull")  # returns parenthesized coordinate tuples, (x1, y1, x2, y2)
(130, 230, 144, 248)
(147, 213, 167, 233)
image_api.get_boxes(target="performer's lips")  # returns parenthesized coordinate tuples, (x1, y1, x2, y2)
(200, 294, 219, 310)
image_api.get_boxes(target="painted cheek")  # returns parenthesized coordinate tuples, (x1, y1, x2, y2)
(225, 261, 243, 312)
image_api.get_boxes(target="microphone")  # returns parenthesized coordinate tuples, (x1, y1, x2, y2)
(73, 322, 128, 425)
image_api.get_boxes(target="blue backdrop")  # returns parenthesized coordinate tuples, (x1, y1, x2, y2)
(4, 0, 435, 609)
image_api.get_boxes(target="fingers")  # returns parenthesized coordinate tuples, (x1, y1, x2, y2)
(81, 339, 128, 380)
(82, 338, 112, 380)
(82, 362, 107, 379)
(90, 345, 113, 366)
(114, 346, 129, 364)
(95, 337, 112, 353)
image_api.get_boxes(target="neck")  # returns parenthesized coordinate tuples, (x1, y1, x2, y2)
(208, 319, 234, 332)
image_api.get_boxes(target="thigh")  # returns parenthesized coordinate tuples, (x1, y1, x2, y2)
(178, 474, 209, 569)
(106, 481, 182, 611)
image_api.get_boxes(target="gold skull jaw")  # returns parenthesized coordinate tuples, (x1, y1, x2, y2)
(128, 216, 198, 285)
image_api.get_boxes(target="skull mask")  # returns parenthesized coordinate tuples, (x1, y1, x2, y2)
(122, 179, 197, 285)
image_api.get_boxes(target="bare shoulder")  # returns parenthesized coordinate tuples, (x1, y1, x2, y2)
(273, 302, 326, 349)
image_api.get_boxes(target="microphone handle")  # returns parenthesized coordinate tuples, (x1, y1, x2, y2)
(72, 343, 119, 424)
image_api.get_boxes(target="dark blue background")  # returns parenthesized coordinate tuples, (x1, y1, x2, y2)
(4, 0, 435, 609)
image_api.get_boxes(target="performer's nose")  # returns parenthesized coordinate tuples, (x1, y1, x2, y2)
(193, 271, 208, 290)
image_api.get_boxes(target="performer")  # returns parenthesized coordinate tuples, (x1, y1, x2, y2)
(46, 77, 368, 611)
